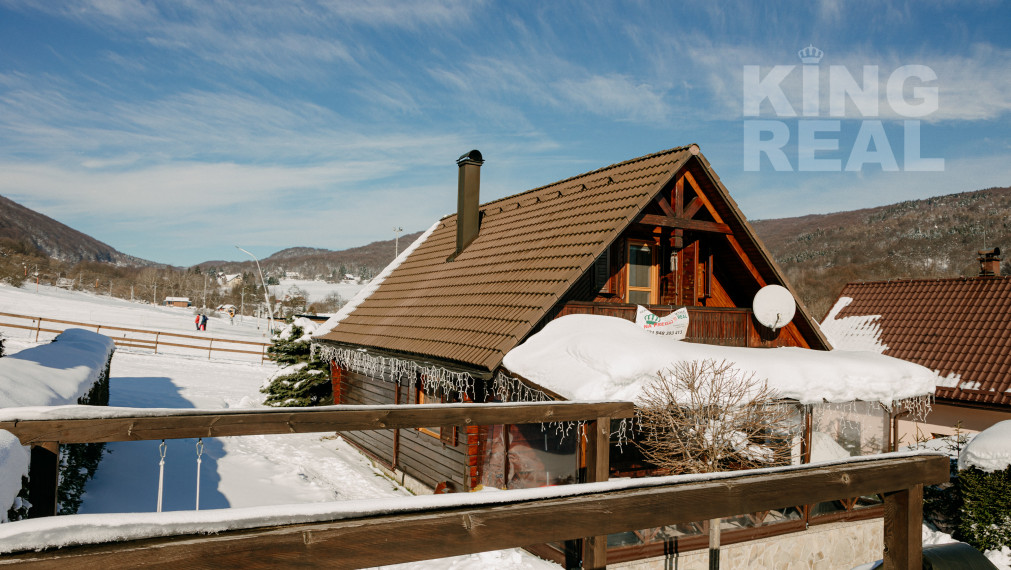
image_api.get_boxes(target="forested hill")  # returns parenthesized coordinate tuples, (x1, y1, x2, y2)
(752, 186, 1011, 320)
(0, 194, 150, 266)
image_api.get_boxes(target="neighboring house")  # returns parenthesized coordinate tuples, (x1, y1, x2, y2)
(220, 274, 243, 287)
(163, 297, 192, 308)
(311, 146, 930, 566)
(822, 248, 1011, 445)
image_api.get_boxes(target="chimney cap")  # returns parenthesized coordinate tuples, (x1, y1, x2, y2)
(457, 149, 484, 166)
(978, 247, 1001, 258)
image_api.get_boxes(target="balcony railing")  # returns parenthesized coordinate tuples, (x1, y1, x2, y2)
(556, 301, 770, 347)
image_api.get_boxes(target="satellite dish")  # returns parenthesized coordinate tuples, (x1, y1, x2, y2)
(753, 285, 796, 330)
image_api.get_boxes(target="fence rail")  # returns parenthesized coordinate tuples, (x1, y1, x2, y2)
(0, 311, 270, 362)
(0, 403, 947, 569)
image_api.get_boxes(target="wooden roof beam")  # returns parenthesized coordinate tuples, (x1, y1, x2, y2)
(637, 214, 731, 234)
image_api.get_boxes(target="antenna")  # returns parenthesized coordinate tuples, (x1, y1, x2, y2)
(753, 285, 796, 330)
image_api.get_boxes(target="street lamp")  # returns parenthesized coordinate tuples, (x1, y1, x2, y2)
(236, 246, 275, 335)
(394, 226, 403, 258)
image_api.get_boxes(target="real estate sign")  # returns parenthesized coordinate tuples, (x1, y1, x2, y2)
(635, 306, 689, 339)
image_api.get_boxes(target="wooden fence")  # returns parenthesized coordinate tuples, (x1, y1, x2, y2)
(0, 403, 947, 569)
(0, 311, 270, 362)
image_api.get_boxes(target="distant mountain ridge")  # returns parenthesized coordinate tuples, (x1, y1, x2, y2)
(751, 185, 1011, 320)
(202, 232, 425, 279)
(11, 182, 1011, 322)
(0, 195, 153, 266)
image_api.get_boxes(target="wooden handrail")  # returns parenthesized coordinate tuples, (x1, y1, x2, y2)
(0, 402, 636, 445)
(0, 453, 948, 569)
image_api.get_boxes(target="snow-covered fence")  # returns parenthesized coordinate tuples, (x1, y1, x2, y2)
(0, 451, 947, 570)
(0, 311, 269, 362)
(0, 329, 115, 521)
(0, 403, 950, 569)
(0, 401, 628, 566)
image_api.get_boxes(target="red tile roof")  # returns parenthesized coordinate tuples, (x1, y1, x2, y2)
(826, 277, 1011, 408)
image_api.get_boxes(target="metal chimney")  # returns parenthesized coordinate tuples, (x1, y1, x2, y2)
(456, 150, 483, 255)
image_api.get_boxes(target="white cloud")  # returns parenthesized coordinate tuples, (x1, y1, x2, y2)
(554, 74, 670, 123)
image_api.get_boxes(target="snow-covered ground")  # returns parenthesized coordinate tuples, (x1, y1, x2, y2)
(272, 278, 367, 305)
(0, 284, 273, 342)
(0, 285, 552, 568)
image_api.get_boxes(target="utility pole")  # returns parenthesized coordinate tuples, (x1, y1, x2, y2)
(202, 273, 208, 309)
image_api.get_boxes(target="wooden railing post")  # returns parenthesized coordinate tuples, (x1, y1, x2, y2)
(26, 442, 59, 518)
(35, 318, 42, 342)
(583, 416, 610, 569)
(154, 332, 160, 354)
(883, 484, 923, 570)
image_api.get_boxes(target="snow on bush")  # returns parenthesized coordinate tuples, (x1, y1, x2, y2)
(958, 420, 1011, 473)
(0, 329, 116, 520)
(503, 314, 939, 405)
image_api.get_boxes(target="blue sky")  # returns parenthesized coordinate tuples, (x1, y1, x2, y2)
(1, 0, 1009, 266)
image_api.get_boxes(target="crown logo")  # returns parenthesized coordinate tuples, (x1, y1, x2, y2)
(798, 45, 823, 64)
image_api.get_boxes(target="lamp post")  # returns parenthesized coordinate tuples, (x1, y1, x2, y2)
(236, 246, 275, 335)
(394, 226, 403, 258)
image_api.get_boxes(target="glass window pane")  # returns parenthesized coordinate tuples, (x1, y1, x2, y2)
(629, 244, 651, 288)
(629, 289, 651, 305)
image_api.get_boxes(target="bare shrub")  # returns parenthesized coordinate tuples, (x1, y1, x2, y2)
(635, 359, 799, 475)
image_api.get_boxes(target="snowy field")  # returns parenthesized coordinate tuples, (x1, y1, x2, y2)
(0, 285, 552, 569)
(0, 284, 274, 342)
(272, 278, 366, 305)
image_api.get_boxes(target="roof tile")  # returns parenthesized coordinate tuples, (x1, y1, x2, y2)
(829, 277, 1011, 407)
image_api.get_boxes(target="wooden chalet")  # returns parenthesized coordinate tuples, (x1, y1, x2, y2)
(313, 146, 876, 564)
(822, 248, 1011, 444)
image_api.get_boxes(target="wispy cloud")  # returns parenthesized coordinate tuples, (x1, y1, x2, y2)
(554, 74, 669, 123)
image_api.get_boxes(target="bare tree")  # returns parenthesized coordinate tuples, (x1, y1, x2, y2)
(635, 359, 800, 569)
(636, 359, 798, 474)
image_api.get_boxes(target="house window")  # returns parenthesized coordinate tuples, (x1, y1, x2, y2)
(415, 377, 458, 446)
(626, 240, 655, 305)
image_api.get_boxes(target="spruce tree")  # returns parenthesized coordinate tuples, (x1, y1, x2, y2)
(261, 324, 332, 407)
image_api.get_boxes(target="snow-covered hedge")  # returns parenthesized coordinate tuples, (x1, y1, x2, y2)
(957, 421, 1011, 552)
(1, 329, 116, 521)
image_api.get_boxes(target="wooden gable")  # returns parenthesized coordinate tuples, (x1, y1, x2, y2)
(558, 158, 822, 350)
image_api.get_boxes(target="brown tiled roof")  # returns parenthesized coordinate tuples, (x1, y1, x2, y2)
(318, 145, 829, 371)
(828, 277, 1011, 408)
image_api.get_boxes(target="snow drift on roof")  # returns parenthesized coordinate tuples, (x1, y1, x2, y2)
(502, 314, 938, 405)
(820, 297, 889, 353)
(958, 420, 1011, 472)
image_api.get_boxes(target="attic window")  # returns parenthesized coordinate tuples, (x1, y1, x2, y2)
(626, 240, 656, 304)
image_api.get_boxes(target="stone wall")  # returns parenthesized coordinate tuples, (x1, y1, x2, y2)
(613, 518, 883, 570)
